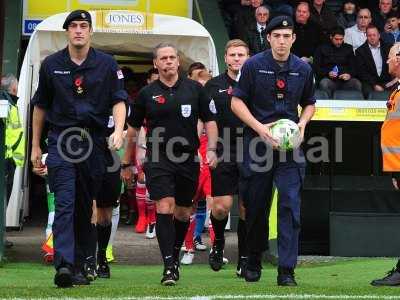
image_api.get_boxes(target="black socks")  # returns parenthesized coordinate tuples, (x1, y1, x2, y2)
(156, 213, 175, 267)
(97, 223, 111, 263)
(237, 218, 248, 259)
(210, 212, 228, 247)
(173, 218, 190, 262)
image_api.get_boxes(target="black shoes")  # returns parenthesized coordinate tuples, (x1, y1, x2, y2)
(84, 258, 97, 281)
(72, 271, 90, 285)
(161, 266, 177, 286)
(173, 262, 180, 281)
(209, 239, 225, 272)
(371, 268, 400, 286)
(54, 266, 73, 288)
(277, 267, 297, 286)
(244, 265, 261, 282)
(236, 256, 248, 278)
(244, 253, 262, 282)
(160, 261, 180, 286)
(97, 262, 111, 279)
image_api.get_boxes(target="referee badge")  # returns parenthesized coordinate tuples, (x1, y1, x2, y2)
(209, 99, 217, 114)
(181, 104, 192, 118)
(107, 116, 114, 128)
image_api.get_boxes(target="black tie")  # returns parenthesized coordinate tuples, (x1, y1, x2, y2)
(260, 27, 264, 44)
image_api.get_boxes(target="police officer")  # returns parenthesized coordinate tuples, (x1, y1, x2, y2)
(204, 39, 250, 276)
(1, 74, 24, 249)
(231, 16, 316, 285)
(121, 43, 218, 286)
(30, 10, 127, 288)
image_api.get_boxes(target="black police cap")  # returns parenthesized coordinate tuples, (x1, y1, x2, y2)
(265, 15, 294, 34)
(63, 10, 92, 30)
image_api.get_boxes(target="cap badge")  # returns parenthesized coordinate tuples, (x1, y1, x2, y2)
(282, 20, 288, 26)
(81, 13, 86, 18)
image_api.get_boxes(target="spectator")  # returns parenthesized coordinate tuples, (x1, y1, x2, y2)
(292, 1, 323, 64)
(313, 27, 362, 98)
(355, 25, 392, 98)
(381, 10, 400, 45)
(219, 0, 243, 39)
(344, 8, 372, 52)
(372, 0, 393, 32)
(310, 0, 338, 43)
(235, 0, 264, 40)
(263, 0, 293, 17)
(337, 0, 358, 30)
(246, 5, 271, 55)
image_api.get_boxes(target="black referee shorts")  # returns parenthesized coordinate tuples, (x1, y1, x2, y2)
(144, 152, 200, 207)
(97, 150, 122, 208)
(211, 160, 240, 197)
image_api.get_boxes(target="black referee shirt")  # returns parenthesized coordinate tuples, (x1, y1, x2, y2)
(205, 72, 242, 147)
(127, 76, 216, 154)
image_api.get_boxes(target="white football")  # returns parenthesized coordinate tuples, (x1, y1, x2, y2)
(270, 119, 302, 151)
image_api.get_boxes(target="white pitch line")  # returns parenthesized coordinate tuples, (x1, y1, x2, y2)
(4, 295, 400, 300)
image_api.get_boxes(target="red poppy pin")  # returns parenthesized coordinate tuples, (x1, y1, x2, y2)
(153, 94, 166, 104)
(74, 76, 84, 94)
(227, 86, 233, 96)
(75, 77, 82, 87)
(276, 79, 286, 90)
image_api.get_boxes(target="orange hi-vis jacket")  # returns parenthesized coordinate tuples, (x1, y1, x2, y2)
(381, 86, 400, 171)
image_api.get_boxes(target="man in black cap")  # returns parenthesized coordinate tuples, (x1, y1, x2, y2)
(231, 15, 316, 285)
(62, 10, 92, 30)
(31, 9, 127, 287)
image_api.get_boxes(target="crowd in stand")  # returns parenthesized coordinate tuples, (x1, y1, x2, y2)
(218, 0, 399, 99)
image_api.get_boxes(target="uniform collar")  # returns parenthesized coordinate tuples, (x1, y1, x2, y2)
(9, 94, 18, 105)
(156, 76, 183, 90)
(263, 49, 292, 73)
(63, 46, 97, 69)
(224, 71, 237, 85)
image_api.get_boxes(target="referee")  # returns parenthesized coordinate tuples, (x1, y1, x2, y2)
(121, 43, 218, 286)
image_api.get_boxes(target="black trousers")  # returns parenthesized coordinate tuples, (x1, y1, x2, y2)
(5, 158, 16, 204)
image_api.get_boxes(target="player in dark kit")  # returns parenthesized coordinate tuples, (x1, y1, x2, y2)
(121, 43, 218, 286)
(204, 39, 250, 277)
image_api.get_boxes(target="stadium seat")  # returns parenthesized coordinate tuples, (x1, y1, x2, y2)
(314, 89, 330, 100)
(333, 90, 364, 100)
(368, 90, 390, 101)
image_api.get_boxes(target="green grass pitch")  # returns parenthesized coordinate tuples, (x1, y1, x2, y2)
(2, 259, 400, 299)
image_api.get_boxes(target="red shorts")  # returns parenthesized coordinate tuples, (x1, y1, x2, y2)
(194, 166, 211, 202)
